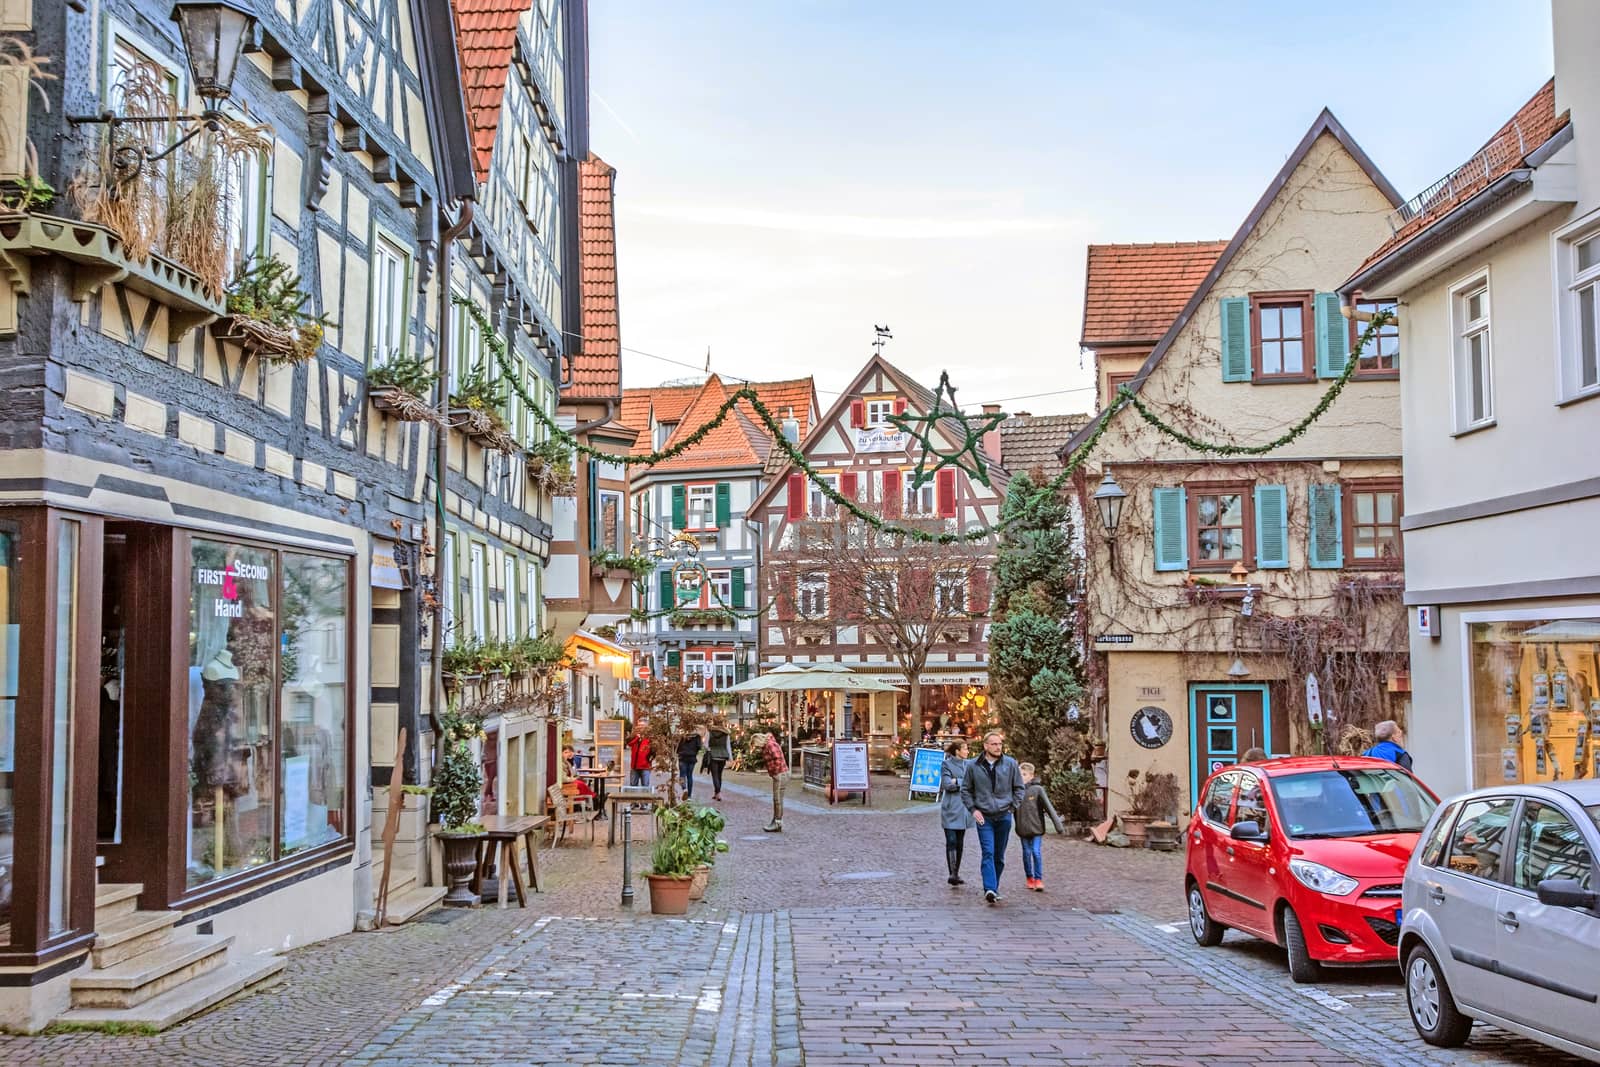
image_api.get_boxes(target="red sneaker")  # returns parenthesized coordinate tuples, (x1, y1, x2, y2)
(1033, 880, 1045, 893)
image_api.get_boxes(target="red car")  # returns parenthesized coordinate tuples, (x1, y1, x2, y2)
(1184, 755, 1439, 983)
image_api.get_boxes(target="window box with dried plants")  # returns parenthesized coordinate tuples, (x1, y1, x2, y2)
(367, 352, 444, 426)
(450, 365, 518, 451)
(214, 254, 334, 363)
(527, 437, 577, 496)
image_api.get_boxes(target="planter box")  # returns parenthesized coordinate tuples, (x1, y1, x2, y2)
(370, 385, 444, 425)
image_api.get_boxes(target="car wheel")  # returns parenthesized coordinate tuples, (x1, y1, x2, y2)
(1187, 883, 1225, 946)
(1282, 908, 1323, 984)
(1405, 943, 1472, 1047)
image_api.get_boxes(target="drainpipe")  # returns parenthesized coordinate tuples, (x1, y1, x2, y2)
(572, 398, 618, 435)
(431, 200, 475, 738)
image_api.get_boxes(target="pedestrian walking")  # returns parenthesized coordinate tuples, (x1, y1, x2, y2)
(677, 728, 704, 799)
(960, 731, 1026, 904)
(940, 739, 976, 886)
(626, 730, 652, 787)
(759, 731, 788, 832)
(704, 720, 732, 801)
(1015, 762, 1064, 892)
(1362, 720, 1414, 771)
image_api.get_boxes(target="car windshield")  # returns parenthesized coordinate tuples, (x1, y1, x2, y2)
(1269, 768, 1437, 839)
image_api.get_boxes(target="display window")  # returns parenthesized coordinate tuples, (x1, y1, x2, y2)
(187, 539, 349, 888)
(0, 520, 19, 944)
(1468, 613, 1600, 788)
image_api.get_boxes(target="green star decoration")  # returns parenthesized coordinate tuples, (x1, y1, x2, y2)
(886, 371, 1006, 490)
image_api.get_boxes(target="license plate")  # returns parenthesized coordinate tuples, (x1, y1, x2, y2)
(1394, 907, 1404, 925)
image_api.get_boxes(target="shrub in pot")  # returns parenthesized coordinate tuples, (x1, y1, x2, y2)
(644, 820, 699, 915)
(1124, 766, 1182, 849)
(433, 707, 487, 906)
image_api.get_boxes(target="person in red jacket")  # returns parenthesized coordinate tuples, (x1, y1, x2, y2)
(626, 730, 652, 787)
(759, 732, 788, 833)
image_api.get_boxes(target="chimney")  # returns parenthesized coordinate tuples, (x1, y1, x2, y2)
(982, 404, 1002, 463)
(781, 406, 800, 444)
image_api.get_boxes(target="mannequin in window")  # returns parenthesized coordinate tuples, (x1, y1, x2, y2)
(193, 641, 247, 813)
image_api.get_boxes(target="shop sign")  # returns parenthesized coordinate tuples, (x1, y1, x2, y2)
(908, 747, 944, 798)
(1130, 706, 1173, 749)
(1095, 634, 1134, 645)
(915, 672, 987, 687)
(852, 426, 906, 453)
(371, 541, 405, 590)
(832, 741, 871, 792)
(194, 558, 270, 619)
(1137, 686, 1164, 700)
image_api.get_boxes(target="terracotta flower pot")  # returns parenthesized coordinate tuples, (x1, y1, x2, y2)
(688, 863, 710, 900)
(646, 874, 694, 915)
(440, 833, 482, 907)
(1120, 813, 1153, 848)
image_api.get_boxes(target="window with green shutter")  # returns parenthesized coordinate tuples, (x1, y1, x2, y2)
(671, 485, 687, 530)
(666, 649, 680, 669)
(731, 567, 746, 608)
(1253, 485, 1289, 569)
(1152, 487, 1188, 572)
(1308, 484, 1344, 569)
(1314, 292, 1348, 379)
(658, 569, 673, 611)
(1220, 297, 1250, 382)
(715, 482, 731, 528)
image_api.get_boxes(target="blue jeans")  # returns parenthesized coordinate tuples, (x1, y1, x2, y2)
(679, 757, 696, 798)
(1020, 834, 1043, 881)
(976, 811, 1013, 894)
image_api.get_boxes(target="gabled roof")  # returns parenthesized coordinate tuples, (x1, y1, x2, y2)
(749, 354, 1008, 516)
(619, 377, 818, 461)
(618, 383, 705, 455)
(1062, 108, 1402, 458)
(1000, 414, 1092, 478)
(451, 0, 535, 184)
(1081, 241, 1228, 347)
(649, 375, 768, 474)
(1347, 79, 1570, 285)
(565, 153, 622, 400)
(738, 378, 816, 445)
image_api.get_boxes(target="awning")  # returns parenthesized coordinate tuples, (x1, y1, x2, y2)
(565, 630, 633, 679)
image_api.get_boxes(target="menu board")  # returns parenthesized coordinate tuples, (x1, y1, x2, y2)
(595, 718, 625, 772)
(832, 741, 870, 792)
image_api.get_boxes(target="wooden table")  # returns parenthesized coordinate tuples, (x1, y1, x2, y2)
(577, 768, 623, 815)
(474, 814, 550, 908)
(606, 789, 664, 846)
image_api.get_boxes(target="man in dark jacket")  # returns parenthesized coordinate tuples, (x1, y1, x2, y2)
(960, 731, 1026, 903)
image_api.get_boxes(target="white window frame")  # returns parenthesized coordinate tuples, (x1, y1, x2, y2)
(863, 569, 897, 615)
(469, 542, 488, 639)
(706, 569, 732, 609)
(371, 234, 411, 366)
(809, 474, 838, 519)
(220, 124, 269, 280)
(711, 652, 736, 691)
(905, 478, 935, 516)
(1553, 213, 1600, 404)
(1449, 270, 1495, 433)
(526, 560, 539, 637)
(797, 572, 828, 617)
(685, 483, 716, 531)
(865, 398, 895, 427)
(683, 651, 709, 691)
(442, 531, 458, 647)
(504, 555, 519, 639)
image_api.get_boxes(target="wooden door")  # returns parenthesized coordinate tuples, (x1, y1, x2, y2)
(1191, 686, 1267, 791)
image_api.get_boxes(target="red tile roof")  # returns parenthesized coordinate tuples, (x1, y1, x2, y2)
(565, 154, 622, 400)
(737, 378, 815, 450)
(619, 377, 816, 463)
(651, 376, 767, 473)
(1352, 79, 1569, 278)
(452, 0, 534, 184)
(1081, 241, 1228, 347)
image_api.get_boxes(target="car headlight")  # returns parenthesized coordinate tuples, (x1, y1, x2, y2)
(1289, 858, 1359, 897)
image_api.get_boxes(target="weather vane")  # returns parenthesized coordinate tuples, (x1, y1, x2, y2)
(872, 324, 892, 356)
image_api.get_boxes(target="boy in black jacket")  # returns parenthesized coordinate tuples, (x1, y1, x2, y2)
(1016, 762, 1065, 892)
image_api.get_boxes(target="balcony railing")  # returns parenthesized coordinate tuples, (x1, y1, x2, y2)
(1386, 119, 1530, 234)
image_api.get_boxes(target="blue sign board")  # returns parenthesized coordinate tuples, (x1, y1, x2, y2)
(908, 747, 945, 797)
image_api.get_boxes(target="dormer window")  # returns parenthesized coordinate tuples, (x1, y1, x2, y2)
(866, 399, 895, 427)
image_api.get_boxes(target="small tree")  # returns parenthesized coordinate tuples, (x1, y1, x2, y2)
(990, 471, 1086, 775)
(627, 678, 717, 806)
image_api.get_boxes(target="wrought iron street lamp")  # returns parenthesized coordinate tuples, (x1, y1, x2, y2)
(1092, 470, 1127, 535)
(69, 2, 259, 174)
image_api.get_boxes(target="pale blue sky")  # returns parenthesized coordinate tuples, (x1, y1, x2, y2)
(588, 2, 1553, 414)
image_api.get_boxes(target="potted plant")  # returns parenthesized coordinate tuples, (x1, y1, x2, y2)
(1124, 766, 1181, 849)
(432, 707, 487, 906)
(368, 352, 442, 424)
(441, 638, 484, 694)
(216, 254, 335, 362)
(643, 814, 700, 915)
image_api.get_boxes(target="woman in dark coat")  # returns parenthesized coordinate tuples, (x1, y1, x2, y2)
(939, 739, 976, 885)
(677, 729, 705, 800)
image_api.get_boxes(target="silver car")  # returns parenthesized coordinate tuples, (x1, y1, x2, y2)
(1400, 779, 1600, 1061)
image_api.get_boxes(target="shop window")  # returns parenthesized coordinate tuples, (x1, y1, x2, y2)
(1343, 479, 1403, 567)
(0, 520, 16, 944)
(1187, 481, 1253, 569)
(279, 554, 347, 856)
(1468, 616, 1600, 788)
(188, 539, 350, 888)
(48, 519, 80, 935)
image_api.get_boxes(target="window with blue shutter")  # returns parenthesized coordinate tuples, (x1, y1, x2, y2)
(1254, 485, 1289, 569)
(658, 569, 673, 611)
(1314, 292, 1348, 379)
(1152, 487, 1188, 572)
(671, 485, 686, 530)
(1308, 484, 1344, 569)
(715, 482, 731, 528)
(731, 567, 746, 608)
(1220, 297, 1251, 382)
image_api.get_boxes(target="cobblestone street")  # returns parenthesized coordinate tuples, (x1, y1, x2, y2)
(0, 777, 1579, 1066)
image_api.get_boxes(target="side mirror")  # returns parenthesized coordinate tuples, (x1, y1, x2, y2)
(1537, 877, 1599, 910)
(1230, 820, 1268, 842)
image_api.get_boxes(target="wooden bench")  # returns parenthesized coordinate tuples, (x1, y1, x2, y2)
(473, 814, 550, 908)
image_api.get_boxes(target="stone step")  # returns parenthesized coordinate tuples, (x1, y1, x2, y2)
(384, 883, 446, 925)
(71, 935, 232, 1009)
(57, 955, 286, 1032)
(93, 883, 144, 925)
(91, 909, 180, 968)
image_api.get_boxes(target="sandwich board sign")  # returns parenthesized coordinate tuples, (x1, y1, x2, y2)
(909, 747, 945, 799)
(831, 741, 870, 805)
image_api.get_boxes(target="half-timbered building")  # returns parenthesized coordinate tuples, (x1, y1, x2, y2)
(748, 356, 1006, 766)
